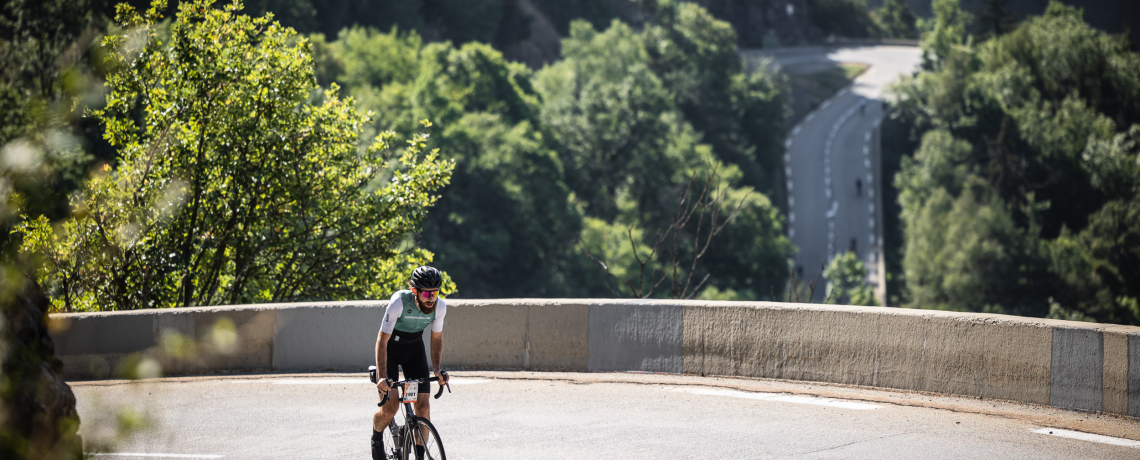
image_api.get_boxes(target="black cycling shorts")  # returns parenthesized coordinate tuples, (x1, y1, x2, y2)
(386, 331, 430, 393)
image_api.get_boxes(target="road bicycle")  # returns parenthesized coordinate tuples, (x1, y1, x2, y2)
(369, 366, 450, 460)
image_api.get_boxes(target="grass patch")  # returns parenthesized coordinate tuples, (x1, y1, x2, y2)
(840, 62, 870, 79)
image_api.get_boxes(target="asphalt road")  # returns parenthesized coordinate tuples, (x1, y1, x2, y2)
(74, 371, 1140, 459)
(766, 46, 922, 302)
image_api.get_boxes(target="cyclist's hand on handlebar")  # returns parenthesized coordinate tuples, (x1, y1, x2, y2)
(377, 378, 390, 394)
(434, 370, 449, 386)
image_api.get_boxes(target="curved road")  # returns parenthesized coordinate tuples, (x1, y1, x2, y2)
(769, 46, 922, 302)
(74, 371, 1140, 459)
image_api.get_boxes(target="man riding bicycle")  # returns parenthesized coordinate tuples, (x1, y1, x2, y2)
(372, 266, 450, 460)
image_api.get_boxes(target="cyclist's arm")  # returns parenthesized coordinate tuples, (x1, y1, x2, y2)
(430, 331, 447, 384)
(376, 294, 403, 391)
(375, 330, 392, 391)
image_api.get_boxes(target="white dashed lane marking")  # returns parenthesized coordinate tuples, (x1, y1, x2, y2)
(1032, 428, 1140, 449)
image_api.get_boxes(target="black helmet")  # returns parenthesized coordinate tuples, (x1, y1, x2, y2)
(410, 266, 443, 290)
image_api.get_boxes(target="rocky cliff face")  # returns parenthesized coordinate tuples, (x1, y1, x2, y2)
(1, 273, 83, 460)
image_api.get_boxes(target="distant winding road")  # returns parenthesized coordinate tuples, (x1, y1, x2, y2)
(756, 45, 922, 302)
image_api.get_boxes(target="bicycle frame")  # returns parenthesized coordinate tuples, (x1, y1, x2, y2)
(369, 367, 451, 459)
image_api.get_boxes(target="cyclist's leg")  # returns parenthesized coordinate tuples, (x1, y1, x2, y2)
(401, 341, 431, 417)
(400, 343, 432, 457)
(372, 343, 407, 459)
(374, 346, 405, 431)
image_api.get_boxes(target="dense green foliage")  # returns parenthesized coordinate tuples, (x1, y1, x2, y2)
(823, 251, 877, 305)
(890, 0, 1140, 324)
(314, 1, 792, 299)
(0, 0, 115, 250)
(874, 0, 918, 39)
(538, 8, 790, 299)
(5, 0, 793, 305)
(16, 1, 455, 311)
(808, 0, 881, 39)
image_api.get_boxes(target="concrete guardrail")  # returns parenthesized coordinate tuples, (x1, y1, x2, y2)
(48, 300, 1140, 418)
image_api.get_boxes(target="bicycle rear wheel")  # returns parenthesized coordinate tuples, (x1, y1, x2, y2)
(402, 417, 445, 460)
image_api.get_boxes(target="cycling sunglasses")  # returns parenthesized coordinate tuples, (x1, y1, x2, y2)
(415, 289, 439, 300)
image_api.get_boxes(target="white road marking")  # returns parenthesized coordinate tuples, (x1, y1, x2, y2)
(228, 378, 369, 385)
(789, 228, 796, 239)
(864, 132, 871, 142)
(869, 235, 876, 245)
(274, 379, 365, 385)
(821, 100, 831, 109)
(444, 379, 490, 385)
(869, 203, 875, 213)
(789, 212, 796, 223)
(869, 218, 875, 229)
(785, 139, 793, 149)
(228, 378, 489, 385)
(806, 113, 815, 122)
(667, 387, 881, 410)
(837, 88, 848, 97)
(1032, 428, 1140, 448)
(786, 166, 792, 177)
(869, 188, 874, 198)
(789, 196, 795, 207)
(864, 158, 871, 169)
(784, 153, 791, 162)
(90, 454, 223, 459)
(793, 125, 802, 135)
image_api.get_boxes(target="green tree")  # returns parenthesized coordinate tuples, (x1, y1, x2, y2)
(890, 1, 1140, 323)
(972, 0, 1017, 40)
(823, 251, 877, 306)
(318, 29, 587, 298)
(874, 0, 918, 39)
(0, 0, 113, 252)
(17, 0, 454, 311)
(918, 0, 972, 70)
(807, 0, 881, 39)
(538, 17, 791, 300)
(639, 0, 788, 194)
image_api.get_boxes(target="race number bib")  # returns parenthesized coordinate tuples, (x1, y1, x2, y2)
(402, 382, 419, 402)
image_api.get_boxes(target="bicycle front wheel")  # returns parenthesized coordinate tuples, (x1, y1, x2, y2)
(401, 417, 445, 460)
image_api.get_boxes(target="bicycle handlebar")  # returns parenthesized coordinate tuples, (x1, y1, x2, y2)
(377, 370, 451, 407)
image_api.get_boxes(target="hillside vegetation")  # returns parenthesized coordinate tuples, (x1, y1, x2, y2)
(889, 0, 1140, 324)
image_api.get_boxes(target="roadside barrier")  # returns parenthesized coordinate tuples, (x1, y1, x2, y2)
(49, 299, 1140, 418)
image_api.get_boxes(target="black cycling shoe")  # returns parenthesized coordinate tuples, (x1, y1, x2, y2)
(371, 439, 384, 460)
(414, 444, 425, 460)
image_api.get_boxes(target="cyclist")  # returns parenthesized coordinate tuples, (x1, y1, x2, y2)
(372, 266, 451, 460)
(859, 97, 867, 115)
